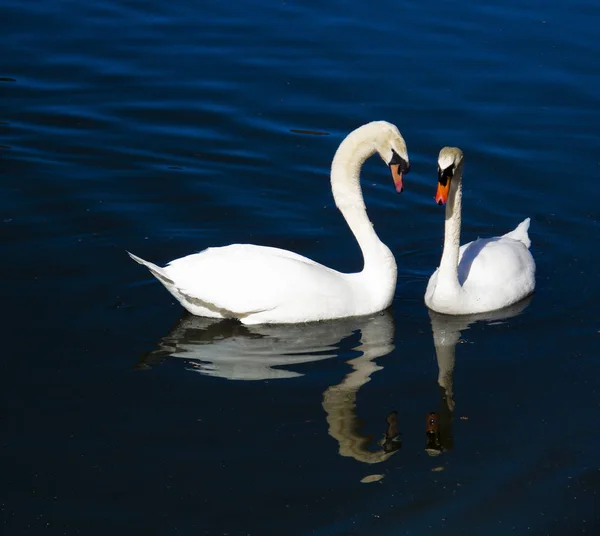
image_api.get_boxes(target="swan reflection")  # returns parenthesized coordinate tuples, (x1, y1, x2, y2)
(425, 296, 533, 456)
(139, 310, 400, 463)
(321, 311, 401, 464)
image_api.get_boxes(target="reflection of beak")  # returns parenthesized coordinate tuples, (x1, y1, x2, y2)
(425, 412, 442, 456)
(426, 412, 439, 433)
(390, 164, 403, 193)
(435, 179, 451, 205)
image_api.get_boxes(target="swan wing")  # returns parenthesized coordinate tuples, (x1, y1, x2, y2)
(163, 244, 350, 318)
(457, 233, 535, 291)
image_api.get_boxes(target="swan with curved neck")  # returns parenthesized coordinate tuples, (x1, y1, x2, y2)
(129, 121, 410, 325)
(425, 147, 535, 315)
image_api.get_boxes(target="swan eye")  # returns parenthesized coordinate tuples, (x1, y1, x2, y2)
(389, 149, 410, 173)
(437, 164, 455, 186)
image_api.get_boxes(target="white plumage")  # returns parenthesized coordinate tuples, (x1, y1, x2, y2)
(129, 121, 410, 325)
(425, 147, 536, 315)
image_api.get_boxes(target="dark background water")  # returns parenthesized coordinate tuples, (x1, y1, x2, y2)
(2, 0, 599, 534)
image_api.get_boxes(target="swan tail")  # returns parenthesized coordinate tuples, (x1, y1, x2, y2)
(127, 251, 175, 286)
(503, 218, 531, 249)
(127, 251, 267, 321)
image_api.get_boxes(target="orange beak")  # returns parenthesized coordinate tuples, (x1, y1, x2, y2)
(435, 180, 451, 205)
(390, 164, 404, 193)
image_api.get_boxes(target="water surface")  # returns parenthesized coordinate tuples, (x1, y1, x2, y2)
(2, 0, 599, 534)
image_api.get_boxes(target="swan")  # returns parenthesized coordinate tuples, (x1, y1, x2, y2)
(425, 147, 535, 315)
(128, 121, 410, 325)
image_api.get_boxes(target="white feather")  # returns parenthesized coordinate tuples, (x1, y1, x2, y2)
(425, 148, 536, 314)
(129, 121, 409, 325)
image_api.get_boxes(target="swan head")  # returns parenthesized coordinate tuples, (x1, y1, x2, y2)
(436, 147, 464, 205)
(372, 121, 410, 193)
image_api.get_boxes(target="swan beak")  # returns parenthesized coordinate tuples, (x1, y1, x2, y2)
(390, 164, 404, 193)
(435, 180, 451, 205)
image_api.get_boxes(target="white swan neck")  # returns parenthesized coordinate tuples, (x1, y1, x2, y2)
(330, 125, 390, 269)
(437, 166, 463, 292)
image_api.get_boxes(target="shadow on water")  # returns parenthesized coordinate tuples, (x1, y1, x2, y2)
(139, 310, 402, 464)
(425, 294, 534, 457)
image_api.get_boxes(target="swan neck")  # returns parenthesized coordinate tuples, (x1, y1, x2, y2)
(438, 166, 463, 288)
(330, 127, 392, 272)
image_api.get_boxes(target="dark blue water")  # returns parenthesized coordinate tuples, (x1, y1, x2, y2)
(2, 0, 599, 534)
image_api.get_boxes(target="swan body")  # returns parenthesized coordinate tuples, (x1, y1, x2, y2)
(129, 121, 410, 325)
(425, 147, 535, 315)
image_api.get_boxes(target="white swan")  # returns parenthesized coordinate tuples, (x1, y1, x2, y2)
(425, 147, 535, 315)
(129, 121, 410, 325)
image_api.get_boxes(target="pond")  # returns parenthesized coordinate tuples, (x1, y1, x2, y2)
(2, 0, 599, 534)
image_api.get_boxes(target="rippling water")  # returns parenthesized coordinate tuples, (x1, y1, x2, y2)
(2, 0, 599, 534)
